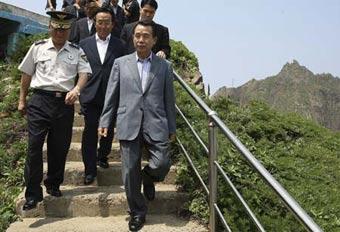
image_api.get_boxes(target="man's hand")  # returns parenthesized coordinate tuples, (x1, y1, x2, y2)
(18, 100, 27, 116)
(169, 133, 176, 142)
(65, 86, 80, 105)
(156, 50, 166, 59)
(98, 128, 108, 137)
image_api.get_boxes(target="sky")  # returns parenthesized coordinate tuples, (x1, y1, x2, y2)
(2, 0, 340, 93)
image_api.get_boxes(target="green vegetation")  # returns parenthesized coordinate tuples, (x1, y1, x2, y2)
(0, 33, 47, 232)
(0, 63, 27, 232)
(0, 35, 339, 232)
(170, 44, 340, 231)
(170, 40, 199, 79)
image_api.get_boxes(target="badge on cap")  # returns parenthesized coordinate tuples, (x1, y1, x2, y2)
(46, 11, 75, 30)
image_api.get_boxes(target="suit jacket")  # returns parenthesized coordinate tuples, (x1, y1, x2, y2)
(101, 1, 126, 37)
(69, 17, 96, 44)
(112, 5, 126, 38)
(124, 0, 140, 24)
(79, 35, 126, 105)
(99, 52, 176, 142)
(120, 21, 171, 58)
(64, 5, 86, 19)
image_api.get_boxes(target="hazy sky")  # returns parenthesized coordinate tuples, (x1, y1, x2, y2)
(2, 0, 340, 93)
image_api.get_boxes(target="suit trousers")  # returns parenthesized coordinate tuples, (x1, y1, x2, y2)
(81, 103, 114, 176)
(120, 131, 171, 217)
(25, 93, 74, 201)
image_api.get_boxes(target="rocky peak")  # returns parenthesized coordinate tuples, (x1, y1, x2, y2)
(278, 60, 314, 79)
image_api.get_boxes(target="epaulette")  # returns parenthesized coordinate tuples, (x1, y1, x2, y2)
(69, 43, 80, 49)
(34, 39, 47, 45)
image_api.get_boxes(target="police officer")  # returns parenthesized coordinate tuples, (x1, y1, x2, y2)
(18, 11, 92, 211)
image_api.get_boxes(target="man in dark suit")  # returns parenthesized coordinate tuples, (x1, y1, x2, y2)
(79, 7, 125, 185)
(99, 20, 176, 231)
(122, 0, 140, 24)
(102, 0, 125, 37)
(64, 0, 86, 19)
(120, 0, 171, 58)
(69, 0, 99, 44)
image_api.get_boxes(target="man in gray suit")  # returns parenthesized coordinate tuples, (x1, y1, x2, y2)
(98, 20, 176, 231)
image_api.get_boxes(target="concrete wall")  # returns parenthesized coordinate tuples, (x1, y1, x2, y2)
(0, 1, 48, 26)
(0, 1, 48, 59)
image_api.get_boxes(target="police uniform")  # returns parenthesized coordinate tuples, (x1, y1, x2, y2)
(18, 11, 91, 204)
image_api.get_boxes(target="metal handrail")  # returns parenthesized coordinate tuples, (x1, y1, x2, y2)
(215, 161, 265, 232)
(176, 105, 209, 155)
(174, 70, 323, 232)
(177, 137, 209, 195)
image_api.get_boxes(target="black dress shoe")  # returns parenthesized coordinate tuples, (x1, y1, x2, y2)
(143, 182, 155, 201)
(22, 199, 41, 211)
(46, 187, 62, 197)
(84, 174, 96, 185)
(97, 160, 109, 169)
(128, 215, 145, 231)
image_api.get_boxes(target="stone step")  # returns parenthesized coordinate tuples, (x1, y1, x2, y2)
(7, 215, 208, 232)
(43, 161, 177, 186)
(74, 101, 81, 113)
(73, 113, 84, 127)
(43, 142, 121, 162)
(72, 127, 84, 143)
(71, 127, 118, 143)
(16, 185, 187, 218)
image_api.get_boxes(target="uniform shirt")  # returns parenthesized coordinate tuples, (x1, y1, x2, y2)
(18, 38, 92, 92)
(136, 53, 152, 92)
(95, 33, 111, 64)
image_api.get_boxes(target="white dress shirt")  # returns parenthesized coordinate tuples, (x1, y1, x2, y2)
(87, 17, 94, 33)
(112, 5, 118, 15)
(96, 33, 111, 64)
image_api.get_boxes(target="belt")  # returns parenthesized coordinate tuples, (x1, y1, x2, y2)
(33, 89, 67, 98)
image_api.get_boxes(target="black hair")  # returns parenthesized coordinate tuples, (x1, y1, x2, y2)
(132, 20, 156, 38)
(140, 0, 158, 10)
(94, 7, 116, 23)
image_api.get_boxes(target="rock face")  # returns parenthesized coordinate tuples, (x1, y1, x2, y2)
(213, 60, 340, 131)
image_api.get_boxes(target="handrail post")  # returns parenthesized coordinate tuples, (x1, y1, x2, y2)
(208, 112, 218, 232)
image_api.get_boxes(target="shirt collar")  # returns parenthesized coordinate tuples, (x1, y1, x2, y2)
(46, 38, 70, 52)
(136, 52, 153, 63)
(95, 33, 111, 43)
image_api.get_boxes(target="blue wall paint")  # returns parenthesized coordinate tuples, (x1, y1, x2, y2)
(0, 10, 47, 34)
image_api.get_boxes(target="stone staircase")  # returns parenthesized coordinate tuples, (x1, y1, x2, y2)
(7, 102, 208, 232)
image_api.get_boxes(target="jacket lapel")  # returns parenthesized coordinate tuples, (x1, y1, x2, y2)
(89, 36, 102, 65)
(143, 54, 160, 94)
(127, 53, 143, 92)
(103, 37, 115, 65)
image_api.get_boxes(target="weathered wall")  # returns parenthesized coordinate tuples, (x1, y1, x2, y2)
(0, 1, 48, 59)
(0, 2, 48, 26)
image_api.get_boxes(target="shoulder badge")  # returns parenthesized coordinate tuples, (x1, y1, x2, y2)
(81, 54, 88, 63)
(34, 39, 47, 45)
(69, 43, 80, 49)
